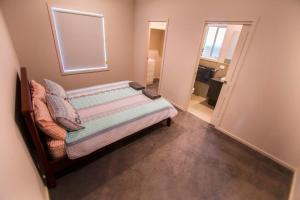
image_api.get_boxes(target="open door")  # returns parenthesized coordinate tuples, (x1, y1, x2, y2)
(211, 24, 251, 126)
(188, 23, 247, 123)
(145, 21, 168, 93)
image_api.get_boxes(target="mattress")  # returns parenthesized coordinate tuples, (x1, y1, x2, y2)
(65, 81, 177, 159)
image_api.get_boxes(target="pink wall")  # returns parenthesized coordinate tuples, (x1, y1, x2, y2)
(0, 8, 48, 200)
(1, 0, 135, 90)
(1, 0, 300, 198)
(133, 1, 300, 198)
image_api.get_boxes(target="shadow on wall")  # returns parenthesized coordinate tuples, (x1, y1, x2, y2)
(14, 73, 45, 185)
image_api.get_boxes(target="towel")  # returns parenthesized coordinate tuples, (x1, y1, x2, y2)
(142, 89, 161, 100)
(129, 82, 145, 90)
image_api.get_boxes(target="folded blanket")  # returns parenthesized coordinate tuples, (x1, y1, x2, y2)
(142, 89, 161, 100)
(129, 82, 145, 90)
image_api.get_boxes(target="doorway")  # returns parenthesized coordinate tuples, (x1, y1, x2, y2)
(145, 21, 168, 93)
(188, 23, 248, 123)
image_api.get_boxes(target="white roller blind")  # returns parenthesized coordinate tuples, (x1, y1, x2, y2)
(50, 7, 108, 74)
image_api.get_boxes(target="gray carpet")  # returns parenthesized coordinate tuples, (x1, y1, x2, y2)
(49, 111, 293, 200)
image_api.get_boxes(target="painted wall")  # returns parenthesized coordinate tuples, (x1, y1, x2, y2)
(133, 0, 300, 187)
(149, 29, 165, 56)
(0, 8, 48, 200)
(0, 0, 134, 90)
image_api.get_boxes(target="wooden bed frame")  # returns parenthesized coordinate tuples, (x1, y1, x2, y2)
(20, 67, 171, 188)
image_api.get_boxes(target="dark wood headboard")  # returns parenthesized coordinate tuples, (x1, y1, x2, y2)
(20, 67, 51, 185)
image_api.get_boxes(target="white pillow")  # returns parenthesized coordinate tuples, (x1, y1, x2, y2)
(44, 79, 67, 99)
(46, 94, 84, 131)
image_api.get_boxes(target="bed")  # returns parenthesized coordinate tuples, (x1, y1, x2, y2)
(20, 67, 177, 187)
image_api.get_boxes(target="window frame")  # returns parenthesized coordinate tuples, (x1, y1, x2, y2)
(49, 7, 109, 75)
(201, 25, 227, 61)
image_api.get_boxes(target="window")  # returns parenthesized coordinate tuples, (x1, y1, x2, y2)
(50, 7, 108, 75)
(202, 26, 227, 60)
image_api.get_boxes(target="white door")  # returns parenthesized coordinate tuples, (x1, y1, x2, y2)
(211, 24, 251, 127)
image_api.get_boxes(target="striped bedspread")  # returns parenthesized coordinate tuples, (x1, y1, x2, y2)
(65, 81, 177, 159)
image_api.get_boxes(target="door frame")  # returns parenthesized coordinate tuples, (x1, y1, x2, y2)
(144, 20, 169, 94)
(186, 17, 259, 127)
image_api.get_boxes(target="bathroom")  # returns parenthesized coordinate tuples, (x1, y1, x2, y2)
(188, 24, 243, 122)
(146, 21, 167, 92)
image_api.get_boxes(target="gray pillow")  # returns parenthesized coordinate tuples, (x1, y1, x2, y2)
(44, 79, 67, 99)
(46, 94, 84, 131)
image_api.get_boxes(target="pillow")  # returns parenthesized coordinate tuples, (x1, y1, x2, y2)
(32, 98, 67, 140)
(30, 80, 46, 102)
(46, 138, 66, 159)
(46, 94, 84, 131)
(44, 79, 67, 99)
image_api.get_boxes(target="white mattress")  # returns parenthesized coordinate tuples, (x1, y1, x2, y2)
(65, 81, 177, 159)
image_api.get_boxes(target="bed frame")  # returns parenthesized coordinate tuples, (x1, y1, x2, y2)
(20, 67, 171, 188)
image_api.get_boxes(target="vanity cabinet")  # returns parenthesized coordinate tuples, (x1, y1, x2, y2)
(207, 78, 224, 106)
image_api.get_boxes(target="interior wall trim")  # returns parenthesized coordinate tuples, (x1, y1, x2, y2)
(216, 127, 296, 172)
(289, 170, 298, 200)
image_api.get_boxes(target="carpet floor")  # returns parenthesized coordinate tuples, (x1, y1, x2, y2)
(49, 111, 293, 200)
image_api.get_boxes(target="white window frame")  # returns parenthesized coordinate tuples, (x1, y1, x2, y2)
(49, 7, 108, 75)
(201, 25, 227, 61)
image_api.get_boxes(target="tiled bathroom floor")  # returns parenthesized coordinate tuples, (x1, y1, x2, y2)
(188, 94, 214, 122)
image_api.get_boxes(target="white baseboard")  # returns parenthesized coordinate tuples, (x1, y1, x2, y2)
(45, 186, 50, 200)
(289, 170, 297, 200)
(169, 100, 185, 111)
(217, 127, 297, 199)
(163, 100, 297, 198)
(216, 127, 296, 172)
(168, 100, 295, 171)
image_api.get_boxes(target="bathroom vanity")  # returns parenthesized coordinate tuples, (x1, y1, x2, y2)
(207, 78, 225, 106)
